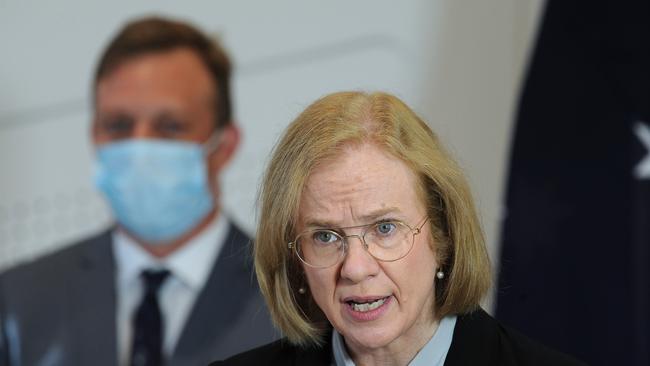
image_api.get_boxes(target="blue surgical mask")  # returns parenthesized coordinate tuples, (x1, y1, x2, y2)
(94, 134, 220, 244)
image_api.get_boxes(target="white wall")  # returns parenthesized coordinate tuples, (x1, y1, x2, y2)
(0, 0, 544, 310)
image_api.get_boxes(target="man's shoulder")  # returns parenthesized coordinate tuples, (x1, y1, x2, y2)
(0, 230, 112, 288)
(213, 221, 254, 269)
(0, 230, 116, 365)
(226, 221, 251, 241)
(220, 221, 252, 252)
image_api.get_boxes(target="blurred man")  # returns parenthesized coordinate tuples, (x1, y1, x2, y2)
(0, 16, 276, 366)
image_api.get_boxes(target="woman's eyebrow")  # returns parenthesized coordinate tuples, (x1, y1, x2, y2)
(302, 207, 403, 229)
(357, 207, 402, 222)
(302, 218, 339, 229)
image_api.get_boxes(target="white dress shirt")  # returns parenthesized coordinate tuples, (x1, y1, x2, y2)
(112, 214, 229, 366)
(332, 315, 457, 366)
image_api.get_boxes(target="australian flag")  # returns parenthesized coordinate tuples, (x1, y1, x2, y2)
(496, 1, 649, 365)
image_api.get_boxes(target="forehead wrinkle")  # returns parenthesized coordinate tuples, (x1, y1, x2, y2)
(298, 143, 422, 231)
(300, 179, 400, 229)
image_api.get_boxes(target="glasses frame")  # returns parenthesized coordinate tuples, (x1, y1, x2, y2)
(288, 216, 429, 268)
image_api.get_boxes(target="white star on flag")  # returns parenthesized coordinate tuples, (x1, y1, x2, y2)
(633, 121, 650, 179)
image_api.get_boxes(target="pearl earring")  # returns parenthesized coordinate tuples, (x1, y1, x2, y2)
(436, 269, 445, 280)
(298, 287, 306, 294)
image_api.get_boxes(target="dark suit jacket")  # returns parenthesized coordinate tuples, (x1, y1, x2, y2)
(212, 309, 587, 366)
(0, 223, 278, 366)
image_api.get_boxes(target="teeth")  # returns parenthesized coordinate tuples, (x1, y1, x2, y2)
(351, 297, 386, 312)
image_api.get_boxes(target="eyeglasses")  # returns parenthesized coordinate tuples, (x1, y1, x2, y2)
(288, 217, 428, 268)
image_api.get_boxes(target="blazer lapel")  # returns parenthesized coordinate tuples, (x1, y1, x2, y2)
(171, 224, 255, 363)
(66, 231, 118, 366)
(295, 334, 333, 366)
(444, 309, 499, 365)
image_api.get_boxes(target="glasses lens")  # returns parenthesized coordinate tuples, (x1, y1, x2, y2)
(296, 230, 344, 267)
(364, 221, 414, 261)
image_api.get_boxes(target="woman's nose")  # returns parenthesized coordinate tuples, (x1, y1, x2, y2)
(339, 236, 380, 283)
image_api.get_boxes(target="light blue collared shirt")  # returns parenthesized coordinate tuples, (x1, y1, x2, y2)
(332, 315, 457, 366)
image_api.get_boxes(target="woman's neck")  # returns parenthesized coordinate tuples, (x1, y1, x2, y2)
(346, 318, 440, 366)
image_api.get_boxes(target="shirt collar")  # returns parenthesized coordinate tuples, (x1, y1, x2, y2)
(112, 213, 230, 291)
(332, 315, 457, 366)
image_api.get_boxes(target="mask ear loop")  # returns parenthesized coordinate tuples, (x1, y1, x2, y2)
(202, 129, 224, 156)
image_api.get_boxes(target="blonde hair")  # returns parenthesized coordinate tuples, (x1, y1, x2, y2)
(256, 91, 491, 346)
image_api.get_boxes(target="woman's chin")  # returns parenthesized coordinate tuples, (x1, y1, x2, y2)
(343, 327, 399, 353)
(336, 298, 402, 351)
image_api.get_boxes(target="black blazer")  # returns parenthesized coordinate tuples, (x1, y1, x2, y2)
(211, 309, 587, 366)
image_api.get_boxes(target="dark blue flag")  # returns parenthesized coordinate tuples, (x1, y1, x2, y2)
(496, 1, 649, 365)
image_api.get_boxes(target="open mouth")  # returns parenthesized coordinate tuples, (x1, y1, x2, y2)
(346, 297, 389, 313)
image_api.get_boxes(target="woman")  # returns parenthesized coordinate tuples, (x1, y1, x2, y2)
(212, 92, 585, 365)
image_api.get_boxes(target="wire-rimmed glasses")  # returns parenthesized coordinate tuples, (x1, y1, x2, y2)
(288, 217, 428, 268)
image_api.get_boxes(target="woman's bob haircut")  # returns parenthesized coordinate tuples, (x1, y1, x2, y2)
(255, 91, 491, 347)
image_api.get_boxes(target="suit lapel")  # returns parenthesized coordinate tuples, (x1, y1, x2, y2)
(295, 334, 333, 366)
(66, 231, 118, 366)
(171, 224, 254, 362)
(444, 309, 499, 365)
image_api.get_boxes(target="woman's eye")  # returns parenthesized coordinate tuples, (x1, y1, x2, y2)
(313, 231, 339, 244)
(375, 222, 396, 235)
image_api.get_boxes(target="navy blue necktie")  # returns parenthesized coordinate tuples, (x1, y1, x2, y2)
(130, 269, 170, 366)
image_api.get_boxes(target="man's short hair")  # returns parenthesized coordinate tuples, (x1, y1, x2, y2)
(94, 16, 232, 128)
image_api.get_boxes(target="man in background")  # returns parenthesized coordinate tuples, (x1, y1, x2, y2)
(0, 16, 276, 366)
